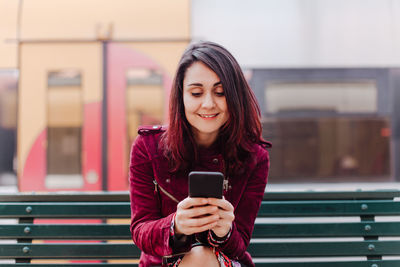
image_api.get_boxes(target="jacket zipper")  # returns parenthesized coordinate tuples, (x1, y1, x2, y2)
(153, 179, 179, 203)
(223, 178, 229, 192)
(153, 180, 184, 260)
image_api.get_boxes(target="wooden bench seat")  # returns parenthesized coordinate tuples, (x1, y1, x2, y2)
(0, 190, 399, 266)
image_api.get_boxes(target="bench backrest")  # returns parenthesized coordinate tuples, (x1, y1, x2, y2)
(0, 190, 399, 266)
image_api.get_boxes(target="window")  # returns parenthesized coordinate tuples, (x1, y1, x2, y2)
(256, 72, 392, 183)
(46, 70, 83, 188)
(0, 70, 18, 177)
(265, 82, 377, 114)
(263, 117, 390, 182)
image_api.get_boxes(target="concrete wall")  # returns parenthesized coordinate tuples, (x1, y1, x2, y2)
(192, 0, 400, 68)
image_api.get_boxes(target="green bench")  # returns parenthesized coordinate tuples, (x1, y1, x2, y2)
(0, 190, 400, 266)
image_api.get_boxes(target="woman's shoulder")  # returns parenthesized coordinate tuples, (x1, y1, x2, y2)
(137, 125, 166, 137)
(251, 140, 271, 161)
(136, 125, 166, 142)
(131, 125, 166, 160)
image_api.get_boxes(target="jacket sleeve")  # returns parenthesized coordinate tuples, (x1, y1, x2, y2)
(129, 135, 175, 257)
(217, 149, 270, 262)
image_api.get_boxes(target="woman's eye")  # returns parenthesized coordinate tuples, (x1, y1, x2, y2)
(215, 91, 225, 97)
(191, 92, 202, 97)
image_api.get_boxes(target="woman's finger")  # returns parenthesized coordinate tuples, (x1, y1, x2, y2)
(177, 197, 208, 210)
(181, 213, 219, 228)
(185, 221, 219, 235)
(176, 213, 219, 235)
(216, 208, 235, 222)
(207, 198, 234, 211)
(178, 203, 218, 218)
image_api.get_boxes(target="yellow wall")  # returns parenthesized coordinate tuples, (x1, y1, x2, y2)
(1, 0, 190, 68)
(0, 0, 18, 68)
(18, 43, 102, 177)
(20, 0, 190, 40)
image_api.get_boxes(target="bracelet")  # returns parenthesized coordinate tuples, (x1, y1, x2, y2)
(207, 227, 232, 247)
(170, 213, 187, 243)
(170, 213, 176, 237)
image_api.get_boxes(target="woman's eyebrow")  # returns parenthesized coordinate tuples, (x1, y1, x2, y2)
(187, 81, 221, 87)
(187, 82, 203, 87)
(213, 81, 222, 87)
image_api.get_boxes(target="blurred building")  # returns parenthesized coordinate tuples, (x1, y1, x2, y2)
(192, 0, 400, 184)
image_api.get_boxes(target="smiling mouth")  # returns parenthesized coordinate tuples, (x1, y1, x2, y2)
(198, 114, 218, 118)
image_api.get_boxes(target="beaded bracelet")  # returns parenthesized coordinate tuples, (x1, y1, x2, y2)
(207, 227, 232, 247)
(170, 213, 176, 237)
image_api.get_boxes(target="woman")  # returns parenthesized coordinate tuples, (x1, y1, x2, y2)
(129, 41, 271, 267)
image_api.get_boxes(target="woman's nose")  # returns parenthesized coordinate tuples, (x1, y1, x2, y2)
(201, 93, 216, 109)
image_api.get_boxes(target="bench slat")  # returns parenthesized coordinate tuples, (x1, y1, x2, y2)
(0, 244, 141, 258)
(252, 222, 400, 237)
(0, 203, 130, 218)
(1, 241, 400, 258)
(0, 224, 130, 239)
(257, 200, 400, 217)
(1, 221, 400, 239)
(1, 190, 399, 202)
(248, 240, 400, 257)
(2, 200, 400, 218)
(263, 190, 400, 200)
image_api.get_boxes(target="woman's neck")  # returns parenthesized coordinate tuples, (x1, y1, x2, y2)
(193, 131, 218, 148)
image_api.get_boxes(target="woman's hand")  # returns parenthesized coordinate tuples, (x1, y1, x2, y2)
(207, 198, 235, 238)
(174, 197, 219, 236)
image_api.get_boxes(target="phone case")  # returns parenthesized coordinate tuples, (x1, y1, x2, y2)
(188, 171, 224, 199)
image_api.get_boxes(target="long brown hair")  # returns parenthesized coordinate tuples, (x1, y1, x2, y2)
(161, 41, 270, 176)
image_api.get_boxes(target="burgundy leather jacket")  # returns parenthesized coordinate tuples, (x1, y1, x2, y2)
(129, 126, 270, 266)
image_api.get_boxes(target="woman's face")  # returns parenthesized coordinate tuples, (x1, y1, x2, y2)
(183, 61, 229, 147)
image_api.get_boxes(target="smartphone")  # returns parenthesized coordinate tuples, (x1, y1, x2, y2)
(188, 171, 224, 199)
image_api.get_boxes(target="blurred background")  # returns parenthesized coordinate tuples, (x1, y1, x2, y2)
(0, 0, 399, 192)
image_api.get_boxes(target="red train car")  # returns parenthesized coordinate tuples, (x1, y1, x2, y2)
(17, 0, 190, 192)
